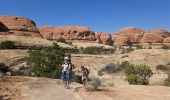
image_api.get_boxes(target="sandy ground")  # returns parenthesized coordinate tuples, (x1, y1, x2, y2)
(1, 49, 170, 100)
(1, 76, 170, 100)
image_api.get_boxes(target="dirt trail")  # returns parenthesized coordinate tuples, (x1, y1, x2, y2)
(19, 77, 82, 100)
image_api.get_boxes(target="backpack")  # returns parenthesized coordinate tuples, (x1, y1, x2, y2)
(84, 68, 89, 75)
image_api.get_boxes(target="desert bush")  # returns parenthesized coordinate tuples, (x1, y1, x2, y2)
(156, 64, 169, 71)
(120, 46, 134, 54)
(135, 65, 153, 84)
(27, 42, 65, 78)
(85, 77, 102, 91)
(119, 61, 153, 85)
(105, 48, 116, 54)
(56, 38, 72, 45)
(0, 63, 10, 73)
(124, 64, 136, 75)
(126, 46, 134, 53)
(0, 41, 16, 49)
(119, 61, 131, 69)
(164, 76, 170, 86)
(162, 45, 170, 50)
(135, 45, 143, 49)
(126, 74, 139, 84)
(98, 63, 121, 75)
(82, 46, 105, 55)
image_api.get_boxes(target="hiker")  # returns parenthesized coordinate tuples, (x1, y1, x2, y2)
(77, 66, 89, 86)
(61, 56, 72, 89)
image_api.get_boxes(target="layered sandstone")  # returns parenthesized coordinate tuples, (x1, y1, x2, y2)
(39, 26, 96, 41)
(141, 29, 170, 43)
(0, 16, 41, 37)
(111, 27, 170, 45)
(95, 32, 112, 44)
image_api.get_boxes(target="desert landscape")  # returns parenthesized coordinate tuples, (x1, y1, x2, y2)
(0, 15, 170, 100)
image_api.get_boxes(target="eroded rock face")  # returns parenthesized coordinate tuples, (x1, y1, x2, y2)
(141, 29, 170, 43)
(39, 26, 96, 41)
(113, 35, 131, 45)
(163, 37, 170, 43)
(114, 27, 144, 44)
(0, 16, 41, 37)
(95, 32, 112, 44)
(111, 27, 170, 45)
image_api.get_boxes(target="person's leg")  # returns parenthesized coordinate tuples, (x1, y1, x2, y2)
(65, 72, 70, 89)
(82, 76, 86, 86)
(62, 72, 67, 88)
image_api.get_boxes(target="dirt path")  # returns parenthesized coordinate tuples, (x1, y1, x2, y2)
(19, 77, 82, 100)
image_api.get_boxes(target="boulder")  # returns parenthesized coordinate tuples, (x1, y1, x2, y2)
(114, 35, 131, 46)
(95, 32, 112, 44)
(141, 29, 170, 43)
(116, 27, 144, 43)
(39, 26, 96, 41)
(0, 16, 41, 37)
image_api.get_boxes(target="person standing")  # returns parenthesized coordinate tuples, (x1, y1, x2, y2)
(77, 66, 89, 86)
(61, 56, 72, 89)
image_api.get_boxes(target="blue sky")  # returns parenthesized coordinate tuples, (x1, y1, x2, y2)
(0, 0, 170, 33)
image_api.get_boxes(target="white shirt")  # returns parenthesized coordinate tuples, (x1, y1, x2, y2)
(62, 63, 69, 72)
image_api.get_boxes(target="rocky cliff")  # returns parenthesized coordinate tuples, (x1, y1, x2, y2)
(112, 27, 170, 45)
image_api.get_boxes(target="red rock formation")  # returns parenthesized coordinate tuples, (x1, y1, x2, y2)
(95, 32, 112, 44)
(39, 26, 96, 41)
(163, 37, 170, 43)
(111, 27, 170, 45)
(116, 27, 144, 43)
(0, 16, 41, 37)
(141, 29, 170, 43)
(113, 35, 131, 45)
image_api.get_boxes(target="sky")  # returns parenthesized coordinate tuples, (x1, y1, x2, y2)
(0, 0, 170, 33)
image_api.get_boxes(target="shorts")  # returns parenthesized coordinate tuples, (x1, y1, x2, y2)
(61, 71, 71, 81)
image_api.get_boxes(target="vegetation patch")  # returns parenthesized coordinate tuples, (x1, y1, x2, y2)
(119, 61, 153, 85)
(0, 41, 16, 49)
(27, 42, 65, 79)
(98, 63, 121, 76)
(85, 77, 102, 91)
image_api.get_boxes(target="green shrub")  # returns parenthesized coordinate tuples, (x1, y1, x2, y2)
(126, 46, 134, 53)
(126, 74, 139, 85)
(156, 64, 169, 71)
(0, 41, 16, 49)
(124, 64, 136, 75)
(85, 77, 101, 91)
(56, 38, 72, 45)
(120, 61, 153, 85)
(135, 65, 153, 84)
(98, 63, 121, 75)
(164, 76, 170, 86)
(0, 63, 10, 73)
(82, 46, 104, 55)
(162, 45, 170, 50)
(27, 42, 65, 78)
(119, 61, 131, 69)
(135, 45, 143, 49)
